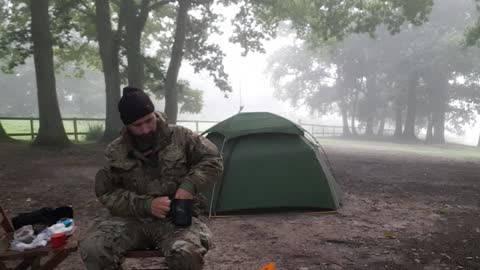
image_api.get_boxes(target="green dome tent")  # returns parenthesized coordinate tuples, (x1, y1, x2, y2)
(202, 112, 342, 216)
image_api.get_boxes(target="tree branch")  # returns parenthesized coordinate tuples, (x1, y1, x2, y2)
(78, 0, 95, 17)
(149, 0, 173, 11)
(111, 0, 122, 8)
(114, 0, 128, 43)
(137, 0, 152, 32)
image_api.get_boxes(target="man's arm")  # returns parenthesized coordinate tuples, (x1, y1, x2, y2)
(95, 167, 155, 218)
(177, 130, 224, 196)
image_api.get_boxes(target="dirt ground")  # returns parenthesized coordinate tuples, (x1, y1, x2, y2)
(0, 141, 479, 270)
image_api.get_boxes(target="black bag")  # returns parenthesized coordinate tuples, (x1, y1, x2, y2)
(11, 206, 73, 230)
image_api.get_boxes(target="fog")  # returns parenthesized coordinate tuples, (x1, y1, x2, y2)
(1, 2, 480, 269)
(1, 0, 480, 146)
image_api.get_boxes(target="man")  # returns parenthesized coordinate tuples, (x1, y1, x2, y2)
(80, 86, 223, 270)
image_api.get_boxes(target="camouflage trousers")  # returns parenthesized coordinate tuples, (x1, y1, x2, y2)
(80, 216, 212, 270)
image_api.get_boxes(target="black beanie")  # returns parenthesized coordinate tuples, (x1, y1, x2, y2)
(118, 86, 155, 125)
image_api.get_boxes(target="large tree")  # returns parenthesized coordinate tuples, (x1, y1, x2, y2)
(0, 0, 94, 146)
(268, 0, 480, 144)
(268, 43, 351, 135)
(164, 0, 190, 123)
(83, 0, 233, 126)
(30, 0, 70, 146)
(263, 0, 434, 136)
(463, 0, 480, 147)
(93, 0, 125, 141)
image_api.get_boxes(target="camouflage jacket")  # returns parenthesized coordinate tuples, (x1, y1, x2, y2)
(95, 113, 223, 219)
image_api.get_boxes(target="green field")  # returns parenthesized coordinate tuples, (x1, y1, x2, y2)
(1, 119, 105, 141)
(319, 137, 480, 160)
(1, 119, 217, 141)
(3, 119, 479, 160)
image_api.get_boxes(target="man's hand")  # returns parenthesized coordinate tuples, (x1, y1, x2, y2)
(175, 188, 194, 199)
(151, 196, 171, 219)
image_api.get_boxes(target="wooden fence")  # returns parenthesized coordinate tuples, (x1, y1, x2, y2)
(0, 116, 394, 141)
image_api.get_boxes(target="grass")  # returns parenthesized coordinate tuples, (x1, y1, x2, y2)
(1, 118, 217, 142)
(319, 137, 480, 160)
(2, 119, 479, 160)
(1, 119, 105, 141)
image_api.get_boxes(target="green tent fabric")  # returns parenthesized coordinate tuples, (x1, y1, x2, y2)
(203, 112, 304, 140)
(202, 112, 342, 215)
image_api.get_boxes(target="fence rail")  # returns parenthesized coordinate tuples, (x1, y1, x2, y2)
(0, 116, 393, 141)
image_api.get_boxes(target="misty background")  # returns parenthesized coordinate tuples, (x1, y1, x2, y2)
(1, 0, 480, 146)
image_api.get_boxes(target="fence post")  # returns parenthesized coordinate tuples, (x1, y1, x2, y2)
(30, 118, 34, 139)
(195, 121, 199, 133)
(311, 124, 314, 135)
(73, 118, 78, 141)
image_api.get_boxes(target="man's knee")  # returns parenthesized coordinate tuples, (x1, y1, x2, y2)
(80, 234, 101, 262)
(80, 232, 125, 270)
(166, 240, 206, 270)
(80, 234, 106, 270)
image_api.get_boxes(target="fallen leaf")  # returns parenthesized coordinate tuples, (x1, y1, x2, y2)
(260, 263, 275, 270)
(384, 231, 396, 239)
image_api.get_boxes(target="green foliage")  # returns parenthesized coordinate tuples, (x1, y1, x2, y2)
(0, 0, 31, 73)
(464, 0, 480, 47)
(0, 0, 100, 76)
(144, 55, 168, 93)
(177, 81, 204, 114)
(142, 4, 176, 57)
(465, 20, 480, 47)
(54, 44, 102, 78)
(226, 0, 279, 55)
(184, 3, 232, 93)
(320, 137, 480, 160)
(268, 44, 336, 113)
(84, 123, 104, 141)
(144, 54, 204, 113)
(268, 0, 480, 139)
(227, 0, 433, 47)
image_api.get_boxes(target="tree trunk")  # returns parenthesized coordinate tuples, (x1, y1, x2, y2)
(477, 132, 480, 147)
(426, 114, 434, 143)
(0, 121, 13, 142)
(164, 0, 190, 124)
(377, 114, 386, 136)
(394, 97, 403, 137)
(403, 74, 418, 140)
(95, 0, 124, 142)
(432, 109, 446, 144)
(340, 101, 350, 136)
(365, 76, 376, 136)
(365, 116, 374, 136)
(30, 0, 70, 147)
(424, 84, 434, 144)
(351, 90, 359, 135)
(124, 0, 150, 89)
(125, 24, 144, 89)
(432, 81, 447, 144)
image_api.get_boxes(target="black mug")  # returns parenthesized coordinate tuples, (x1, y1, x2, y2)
(171, 199, 193, 227)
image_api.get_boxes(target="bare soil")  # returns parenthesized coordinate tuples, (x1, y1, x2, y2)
(0, 141, 479, 270)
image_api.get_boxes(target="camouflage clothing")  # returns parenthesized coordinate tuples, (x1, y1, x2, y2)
(80, 113, 223, 270)
(81, 217, 212, 270)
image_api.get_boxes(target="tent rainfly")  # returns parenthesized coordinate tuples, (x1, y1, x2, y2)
(202, 112, 342, 216)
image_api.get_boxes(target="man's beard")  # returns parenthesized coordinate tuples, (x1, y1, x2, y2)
(134, 132, 156, 153)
